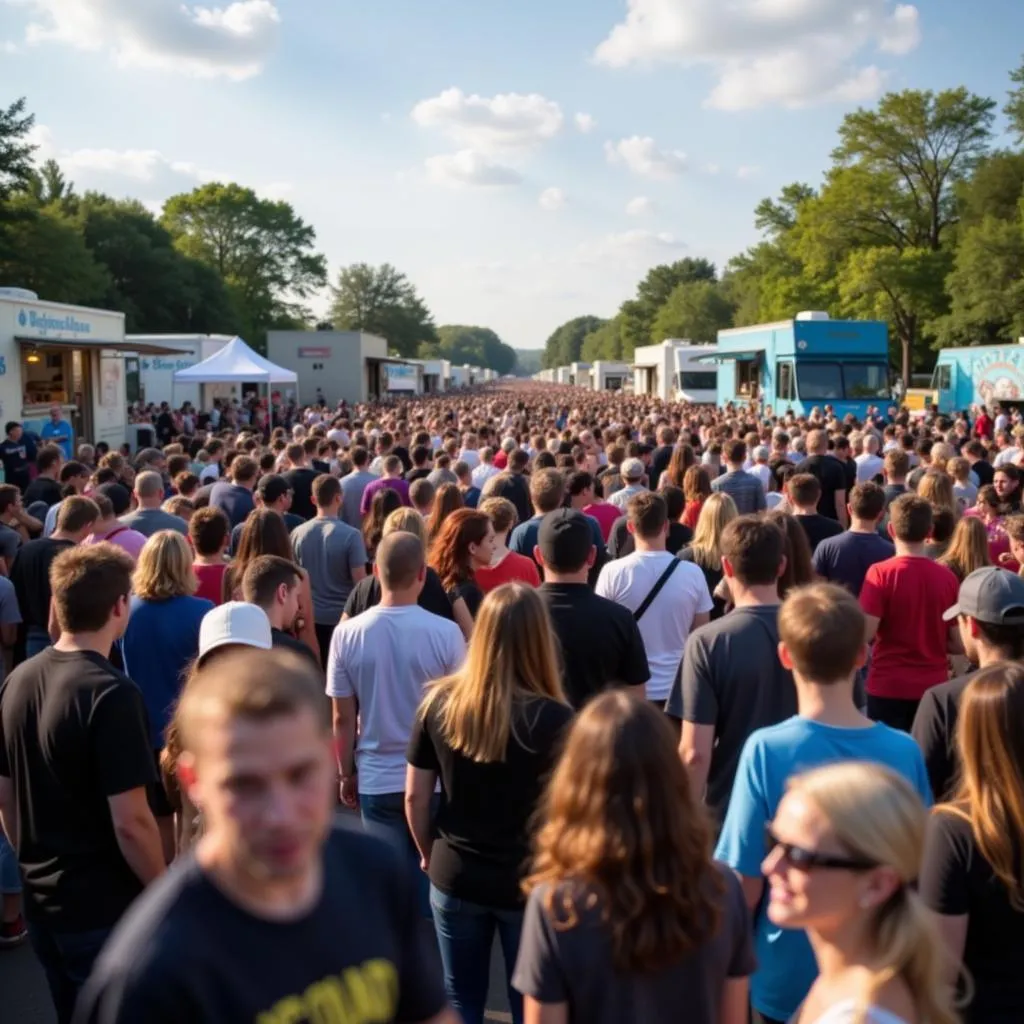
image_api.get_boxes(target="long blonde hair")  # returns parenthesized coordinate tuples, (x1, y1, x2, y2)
(133, 530, 197, 601)
(419, 583, 567, 762)
(788, 762, 957, 1024)
(689, 492, 738, 570)
(917, 470, 957, 515)
(942, 662, 1024, 910)
(937, 516, 991, 582)
(383, 506, 426, 547)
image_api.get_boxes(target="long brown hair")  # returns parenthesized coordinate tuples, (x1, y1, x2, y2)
(682, 464, 711, 503)
(429, 508, 489, 590)
(362, 488, 402, 558)
(421, 584, 567, 762)
(524, 693, 721, 973)
(227, 508, 295, 597)
(660, 445, 695, 490)
(938, 515, 991, 582)
(768, 510, 815, 598)
(942, 661, 1024, 910)
(427, 483, 464, 546)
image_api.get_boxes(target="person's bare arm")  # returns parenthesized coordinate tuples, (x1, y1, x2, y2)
(47, 596, 59, 641)
(405, 765, 436, 870)
(0, 774, 18, 848)
(718, 978, 750, 1024)
(931, 911, 968, 984)
(331, 696, 358, 807)
(946, 625, 963, 655)
(679, 721, 715, 804)
(108, 787, 166, 884)
(296, 572, 320, 660)
(525, 999, 569, 1024)
(691, 611, 710, 632)
(452, 597, 474, 640)
(863, 613, 881, 644)
(834, 488, 848, 528)
(15, 508, 43, 535)
(738, 874, 764, 912)
(350, 565, 367, 585)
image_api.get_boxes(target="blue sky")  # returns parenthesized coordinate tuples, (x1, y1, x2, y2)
(1, 0, 1022, 350)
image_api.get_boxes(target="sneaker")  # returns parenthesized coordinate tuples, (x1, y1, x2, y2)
(0, 914, 27, 947)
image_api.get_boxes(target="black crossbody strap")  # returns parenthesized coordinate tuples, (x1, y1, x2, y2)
(633, 558, 682, 622)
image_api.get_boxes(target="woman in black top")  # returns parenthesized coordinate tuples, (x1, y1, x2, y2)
(921, 661, 1024, 1022)
(406, 583, 572, 1024)
(428, 509, 492, 635)
(361, 487, 402, 566)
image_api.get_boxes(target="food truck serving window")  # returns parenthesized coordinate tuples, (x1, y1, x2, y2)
(796, 361, 888, 400)
(679, 371, 717, 390)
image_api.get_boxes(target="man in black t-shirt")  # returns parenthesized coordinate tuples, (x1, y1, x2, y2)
(282, 442, 319, 520)
(23, 444, 65, 509)
(0, 544, 163, 1024)
(536, 509, 649, 709)
(788, 473, 844, 554)
(241, 555, 322, 667)
(75, 648, 453, 1024)
(795, 429, 848, 525)
(0, 421, 30, 493)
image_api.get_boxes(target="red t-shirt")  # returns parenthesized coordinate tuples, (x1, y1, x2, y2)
(582, 502, 620, 543)
(474, 551, 541, 593)
(194, 562, 228, 606)
(974, 414, 993, 439)
(859, 555, 959, 701)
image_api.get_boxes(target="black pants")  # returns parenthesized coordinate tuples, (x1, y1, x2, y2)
(315, 623, 335, 671)
(867, 694, 920, 733)
(28, 921, 112, 1024)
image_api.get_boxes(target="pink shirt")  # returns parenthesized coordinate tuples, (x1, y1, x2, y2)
(85, 523, 148, 563)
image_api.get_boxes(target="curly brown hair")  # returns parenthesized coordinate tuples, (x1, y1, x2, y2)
(428, 508, 489, 591)
(524, 692, 722, 973)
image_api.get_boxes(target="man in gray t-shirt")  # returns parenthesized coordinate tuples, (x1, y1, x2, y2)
(710, 440, 766, 516)
(339, 449, 377, 529)
(119, 471, 187, 538)
(290, 475, 367, 665)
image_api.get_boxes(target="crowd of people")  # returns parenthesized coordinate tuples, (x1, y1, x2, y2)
(0, 383, 1023, 1024)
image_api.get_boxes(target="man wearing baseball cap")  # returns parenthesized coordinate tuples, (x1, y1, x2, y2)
(197, 602, 273, 667)
(607, 457, 647, 511)
(912, 567, 1024, 799)
(228, 474, 301, 555)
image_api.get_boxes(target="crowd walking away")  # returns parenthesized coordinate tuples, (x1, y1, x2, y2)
(0, 382, 1024, 1023)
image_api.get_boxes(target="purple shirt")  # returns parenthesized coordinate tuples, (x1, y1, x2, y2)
(86, 523, 148, 563)
(359, 476, 412, 516)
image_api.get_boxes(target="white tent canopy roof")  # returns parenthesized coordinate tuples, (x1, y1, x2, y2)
(173, 336, 297, 384)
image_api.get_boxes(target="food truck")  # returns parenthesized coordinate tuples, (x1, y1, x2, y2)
(702, 312, 891, 420)
(633, 340, 717, 403)
(905, 341, 1024, 415)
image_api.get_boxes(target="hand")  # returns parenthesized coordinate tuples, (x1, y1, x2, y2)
(339, 775, 358, 809)
(420, 854, 430, 873)
(999, 551, 1015, 565)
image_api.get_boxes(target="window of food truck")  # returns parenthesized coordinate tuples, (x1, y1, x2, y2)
(679, 371, 717, 390)
(796, 361, 843, 400)
(843, 362, 890, 399)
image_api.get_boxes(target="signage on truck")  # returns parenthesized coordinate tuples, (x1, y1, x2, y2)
(16, 307, 94, 337)
(299, 347, 332, 358)
(385, 364, 417, 391)
(973, 348, 1024, 404)
(140, 358, 198, 373)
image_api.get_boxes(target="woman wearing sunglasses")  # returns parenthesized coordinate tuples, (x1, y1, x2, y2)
(764, 761, 956, 1024)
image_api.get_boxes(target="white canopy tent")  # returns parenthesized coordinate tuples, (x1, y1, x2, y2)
(173, 335, 297, 385)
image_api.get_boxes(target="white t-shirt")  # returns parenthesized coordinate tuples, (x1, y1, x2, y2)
(595, 550, 713, 701)
(327, 428, 349, 447)
(855, 452, 885, 482)
(807, 1000, 909, 1024)
(326, 605, 465, 795)
(748, 463, 771, 491)
(994, 446, 1021, 467)
(471, 463, 500, 488)
(458, 448, 481, 469)
(199, 463, 220, 483)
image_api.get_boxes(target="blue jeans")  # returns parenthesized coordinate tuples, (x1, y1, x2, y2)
(359, 791, 432, 917)
(26, 626, 52, 659)
(27, 922, 111, 1024)
(429, 884, 524, 1024)
(0, 832, 20, 894)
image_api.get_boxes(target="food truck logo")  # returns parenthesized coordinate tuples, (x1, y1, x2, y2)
(17, 309, 92, 335)
(976, 350, 1024, 405)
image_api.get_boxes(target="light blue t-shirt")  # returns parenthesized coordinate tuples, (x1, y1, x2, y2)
(715, 716, 932, 1022)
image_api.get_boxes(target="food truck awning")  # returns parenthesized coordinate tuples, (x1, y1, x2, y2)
(692, 350, 762, 363)
(16, 337, 186, 356)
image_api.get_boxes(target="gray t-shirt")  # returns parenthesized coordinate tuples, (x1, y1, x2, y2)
(666, 604, 796, 822)
(0, 523, 20, 566)
(710, 470, 767, 515)
(512, 864, 755, 1024)
(118, 508, 188, 538)
(290, 516, 368, 624)
(0, 575, 22, 626)
(339, 470, 377, 529)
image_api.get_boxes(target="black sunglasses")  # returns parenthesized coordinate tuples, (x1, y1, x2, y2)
(764, 826, 878, 873)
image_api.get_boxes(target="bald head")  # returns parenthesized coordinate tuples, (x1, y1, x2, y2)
(376, 531, 424, 592)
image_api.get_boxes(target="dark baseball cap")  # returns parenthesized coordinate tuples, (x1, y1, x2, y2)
(943, 567, 1024, 625)
(257, 473, 292, 504)
(537, 509, 594, 573)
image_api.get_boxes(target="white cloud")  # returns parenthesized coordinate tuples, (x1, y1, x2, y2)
(575, 112, 596, 133)
(735, 164, 760, 179)
(625, 195, 654, 216)
(1, 40, 18, 53)
(411, 88, 563, 154)
(605, 136, 687, 179)
(14, 0, 280, 80)
(424, 150, 523, 188)
(593, 0, 920, 111)
(539, 187, 566, 211)
(574, 229, 685, 266)
(63, 147, 169, 180)
(703, 163, 721, 175)
(257, 181, 294, 201)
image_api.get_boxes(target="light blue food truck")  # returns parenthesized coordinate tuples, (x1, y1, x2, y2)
(699, 312, 891, 419)
(905, 341, 1024, 416)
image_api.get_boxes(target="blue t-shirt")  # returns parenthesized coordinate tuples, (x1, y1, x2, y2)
(811, 530, 895, 597)
(715, 716, 932, 1021)
(509, 513, 605, 563)
(40, 419, 73, 461)
(122, 595, 214, 748)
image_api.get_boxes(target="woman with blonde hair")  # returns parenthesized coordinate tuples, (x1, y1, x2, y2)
(764, 761, 955, 1024)
(937, 516, 991, 582)
(917, 470, 958, 517)
(512, 691, 754, 1024)
(121, 531, 215, 860)
(678, 491, 738, 619)
(407, 583, 574, 1024)
(921, 661, 1024, 1021)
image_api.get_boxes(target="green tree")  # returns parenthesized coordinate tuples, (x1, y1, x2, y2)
(25, 159, 75, 208)
(800, 88, 996, 379)
(541, 315, 606, 368)
(580, 315, 625, 361)
(1007, 55, 1024, 142)
(162, 183, 327, 345)
(0, 195, 108, 302)
(329, 263, 437, 358)
(0, 97, 38, 259)
(619, 257, 717, 355)
(432, 325, 516, 374)
(650, 280, 733, 343)
(512, 348, 542, 376)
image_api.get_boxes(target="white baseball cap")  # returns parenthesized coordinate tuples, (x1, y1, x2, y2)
(198, 602, 273, 664)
